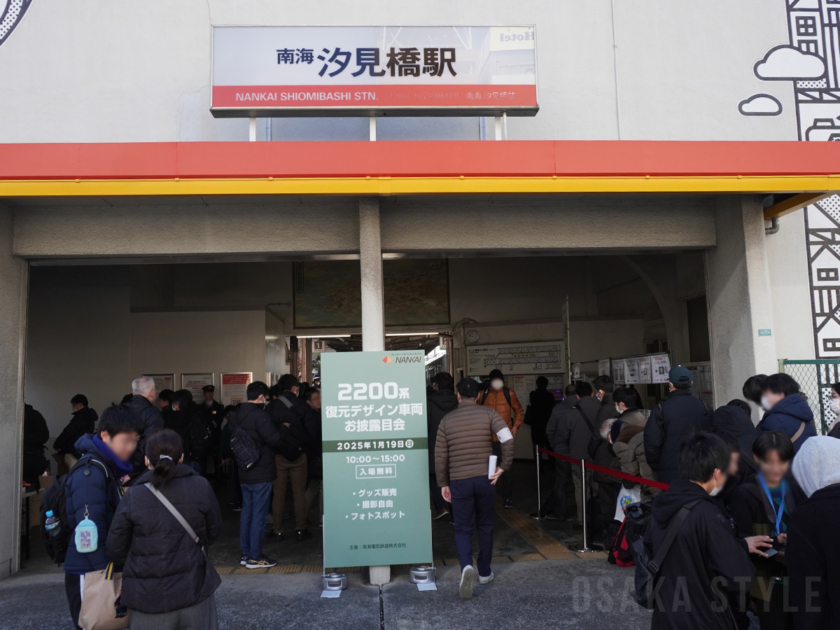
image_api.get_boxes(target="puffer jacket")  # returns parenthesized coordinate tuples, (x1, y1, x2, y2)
(435, 402, 514, 486)
(107, 466, 222, 614)
(63, 434, 124, 575)
(613, 430, 659, 498)
(477, 387, 523, 441)
(124, 395, 165, 480)
(758, 393, 816, 453)
(427, 389, 459, 469)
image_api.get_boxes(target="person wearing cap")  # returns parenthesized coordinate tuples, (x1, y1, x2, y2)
(476, 369, 523, 509)
(200, 385, 225, 464)
(643, 365, 711, 486)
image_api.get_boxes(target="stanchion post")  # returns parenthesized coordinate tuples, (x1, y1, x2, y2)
(535, 445, 541, 515)
(570, 458, 598, 553)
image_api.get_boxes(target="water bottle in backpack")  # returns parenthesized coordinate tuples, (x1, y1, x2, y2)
(44, 510, 62, 538)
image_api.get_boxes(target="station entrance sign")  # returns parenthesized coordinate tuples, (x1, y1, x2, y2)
(321, 350, 433, 568)
(211, 26, 538, 117)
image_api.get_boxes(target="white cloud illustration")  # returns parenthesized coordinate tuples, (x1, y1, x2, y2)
(739, 94, 783, 116)
(754, 45, 826, 80)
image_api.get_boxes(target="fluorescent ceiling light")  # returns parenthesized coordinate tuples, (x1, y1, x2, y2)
(296, 335, 352, 339)
(385, 332, 440, 337)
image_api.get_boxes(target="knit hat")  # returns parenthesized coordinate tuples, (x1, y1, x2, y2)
(792, 436, 840, 497)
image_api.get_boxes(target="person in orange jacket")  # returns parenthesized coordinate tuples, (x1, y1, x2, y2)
(477, 369, 524, 508)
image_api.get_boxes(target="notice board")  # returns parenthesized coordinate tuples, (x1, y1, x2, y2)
(320, 351, 432, 568)
(466, 341, 565, 376)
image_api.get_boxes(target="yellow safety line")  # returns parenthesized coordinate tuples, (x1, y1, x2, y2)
(0, 174, 838, 197)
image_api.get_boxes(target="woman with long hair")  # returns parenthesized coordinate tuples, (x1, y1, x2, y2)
(107, 429, 222, 629)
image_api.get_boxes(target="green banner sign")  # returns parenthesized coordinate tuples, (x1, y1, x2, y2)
(321, 350, 433, 568)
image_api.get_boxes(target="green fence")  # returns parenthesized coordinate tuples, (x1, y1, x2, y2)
(779, 359, 840, 435)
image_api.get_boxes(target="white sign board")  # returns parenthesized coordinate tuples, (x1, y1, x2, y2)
(181, 373, 214, 401)
(651, 354, 671, 384)
(598, 360, 611, 377)
(211, 26, 538, 117)
(221, 372, 253, 406)
(144, 374, 174, 395)
(466, 341, 565, 376)
(512, 374, 564, 402)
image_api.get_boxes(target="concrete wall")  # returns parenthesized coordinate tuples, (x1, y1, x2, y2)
(0, 0, 795, 143)
(25, 266, 272, 448)
(706, 196, 778, 409)
(12, 196, 717, 261)
(766, 212, 815, 361)
(0, 208, 28, 578)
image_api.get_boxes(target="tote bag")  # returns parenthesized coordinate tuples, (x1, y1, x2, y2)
(78, 562, 130, 630)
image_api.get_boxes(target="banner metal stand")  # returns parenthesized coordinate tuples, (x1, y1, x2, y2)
(569, 459, 598, 553)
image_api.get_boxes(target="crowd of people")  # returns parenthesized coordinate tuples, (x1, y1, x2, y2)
(428, 364, 840, 627)
(26, 374, 322, 630)
(23, 362, 840, 627)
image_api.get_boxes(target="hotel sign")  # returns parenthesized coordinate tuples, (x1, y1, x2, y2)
(211, 26, 538, 117)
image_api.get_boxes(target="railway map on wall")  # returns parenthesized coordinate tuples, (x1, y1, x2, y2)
(466, 341, 565, 376)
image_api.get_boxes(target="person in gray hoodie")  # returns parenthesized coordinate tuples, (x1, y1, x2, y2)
(788, 436, 840, 630)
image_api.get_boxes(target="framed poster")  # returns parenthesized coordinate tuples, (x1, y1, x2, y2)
(293, 259, 450, 328)
(144, 374, 174, 395)
(512, 374, 563, 402)
(466, 341, 565, 376)
(221, 372, 252, 406)
(181, 373, 214, 401)
(320, 350, 432, 569)
(651, 354, 671, 384)
(612, 360, 625, 385)
(598, 360, 611, 377)
(637, 357, 652, 384)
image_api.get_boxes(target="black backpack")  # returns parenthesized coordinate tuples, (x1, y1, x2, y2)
(39, 456, 115, 565)
(274, 396, 309, 461)
(230, 409, 261, 470)
(629, 499, 702, 608)
(187, 414, 212, 462)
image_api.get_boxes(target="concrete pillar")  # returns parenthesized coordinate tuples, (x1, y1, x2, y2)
(358, 197, 389, 586)
(0, 207, 29, 578)
(705, 195, 777, 409)
(359, 198, 385, 352)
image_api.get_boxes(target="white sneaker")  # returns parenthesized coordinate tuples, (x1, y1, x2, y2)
(479, 571, 495, 585)
(459, 565, 475, 599)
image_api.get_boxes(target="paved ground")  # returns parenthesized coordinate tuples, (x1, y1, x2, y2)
(0, 560, 656, 630)
(5, 458, 759, 628)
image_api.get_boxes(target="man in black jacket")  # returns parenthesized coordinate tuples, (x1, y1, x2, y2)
(124, 376, 165, 483)
(229, 381, 283, 568)
(23, 402, 49, 487)
(644, 365, 711, 485)
(199, 384, 225, 461)
(53, 394, 98, 473)
(535, 384, 579, 521)
(428, 372, 459, 520)
(645, 433, 769, 630)
(266, 374, 313, 542)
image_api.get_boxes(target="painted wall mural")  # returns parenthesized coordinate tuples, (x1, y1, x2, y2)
(0, 0, 32, 48)
(741, 0, 840, 361)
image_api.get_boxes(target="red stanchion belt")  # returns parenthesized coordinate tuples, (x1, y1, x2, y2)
(537, 446, 670, 491)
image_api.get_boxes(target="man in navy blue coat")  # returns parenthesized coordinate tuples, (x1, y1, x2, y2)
(63, 405, 140, 630)
(644, 365, 711, 485)
(758, 373, 817, 452)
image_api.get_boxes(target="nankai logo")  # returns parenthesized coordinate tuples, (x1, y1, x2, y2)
(382, 354, 421, 364)
(0, 0, 32, 48)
